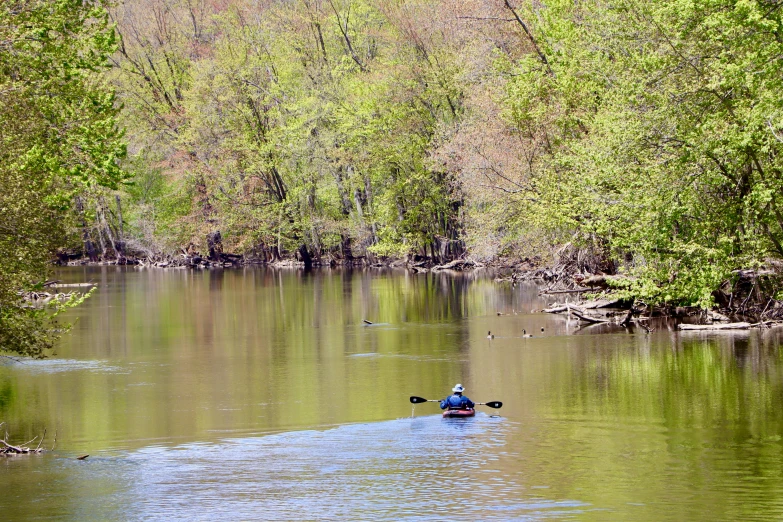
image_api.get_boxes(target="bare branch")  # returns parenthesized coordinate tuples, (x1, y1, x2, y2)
(327, 0, 367, 72)
(502, 0, 553, 76)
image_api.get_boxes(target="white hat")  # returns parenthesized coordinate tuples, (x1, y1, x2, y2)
(452, 384, 465, 393)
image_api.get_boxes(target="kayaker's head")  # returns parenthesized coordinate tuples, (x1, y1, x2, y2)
(452, 384, 464, 395)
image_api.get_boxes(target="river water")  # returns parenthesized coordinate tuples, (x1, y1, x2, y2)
(2, 267, 783, 520)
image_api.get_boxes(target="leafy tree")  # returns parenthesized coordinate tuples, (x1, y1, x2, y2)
(0, 0, 127, 357)
(503, 0, 783, 306)
(101, 0, 783, 306)
(110, 0, 466, 262)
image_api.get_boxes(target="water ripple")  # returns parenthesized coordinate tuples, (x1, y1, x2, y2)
(9, 358, 123, 374)
(58, 416, 587, 521)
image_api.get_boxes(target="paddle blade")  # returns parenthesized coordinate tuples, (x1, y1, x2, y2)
(484, 401, 503, 409)
(409, 396, 429, 404)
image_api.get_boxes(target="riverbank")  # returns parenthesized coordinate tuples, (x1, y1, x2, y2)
(54, 241, 783, 326)
(535, 267, 783, 327)
(54, 247, 506, 272)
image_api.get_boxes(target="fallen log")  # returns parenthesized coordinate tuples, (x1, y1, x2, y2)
(0, 438, 26, 454)
(538, 287, 591, 295)
(678, 322, 752, 331)
(543, 297, 622, 313)
(568, 304, 610, 324)
(431, 259, 474, 271)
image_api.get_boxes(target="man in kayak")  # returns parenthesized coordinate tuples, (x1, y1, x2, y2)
(440, 384, 475, 410)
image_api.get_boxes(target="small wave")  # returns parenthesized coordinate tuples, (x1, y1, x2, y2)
(11, 359, 123, 374)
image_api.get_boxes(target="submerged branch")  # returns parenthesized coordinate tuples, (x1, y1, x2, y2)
(0, 425, 48, 455)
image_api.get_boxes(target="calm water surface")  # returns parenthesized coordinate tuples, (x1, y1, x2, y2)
(2, 267, 783, 520)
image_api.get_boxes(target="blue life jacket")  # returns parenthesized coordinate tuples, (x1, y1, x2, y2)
(440, 394, 475, 410)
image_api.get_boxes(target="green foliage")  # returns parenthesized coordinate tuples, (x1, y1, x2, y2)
(503, 0, 783, 306)
(110, 0, 464, 259)
(66, 0, 783, 308)
(0, 289, 94, 359)
(0, 0, 127, 356)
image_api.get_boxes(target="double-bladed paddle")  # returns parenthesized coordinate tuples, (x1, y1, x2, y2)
(409, 396, 503, 409)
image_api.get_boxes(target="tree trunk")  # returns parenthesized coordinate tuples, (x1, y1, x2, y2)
(341, 234, 353, 262)
(353, 188, 364, 222)
(207, 231, 223, 262)
(115, 194, 126, 261)
(75, 196, 98, 262)
(429, 241, 439, 264)
(298, 244, 313, 270)
(333, 166, 352, 217)
(98, 199, 117, 259)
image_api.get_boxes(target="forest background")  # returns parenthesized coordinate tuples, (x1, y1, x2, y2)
(4, 0, 783, 356)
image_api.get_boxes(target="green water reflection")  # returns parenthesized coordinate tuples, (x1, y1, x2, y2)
(1, 268, 522, 450)
(1, 267, 783, 520)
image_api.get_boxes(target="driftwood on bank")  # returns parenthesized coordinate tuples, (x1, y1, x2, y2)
(567, 304, 610, 324)
(543, 295, 669, 331)
(678, 322, 752, 330)
(544, 298, 783, 330)
(539, 287, 592, 295)
(528, 252, 783, 327)
(678, 321, 782, 331)
(431, 259, 481, 271)
(543, 298, 619, 314)
(544, 302, 611, 323)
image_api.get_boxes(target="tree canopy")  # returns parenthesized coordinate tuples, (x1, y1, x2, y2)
(0, 0, 127, 357)
(504, 0, 783, 305)
(4, 0, 783, 358)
